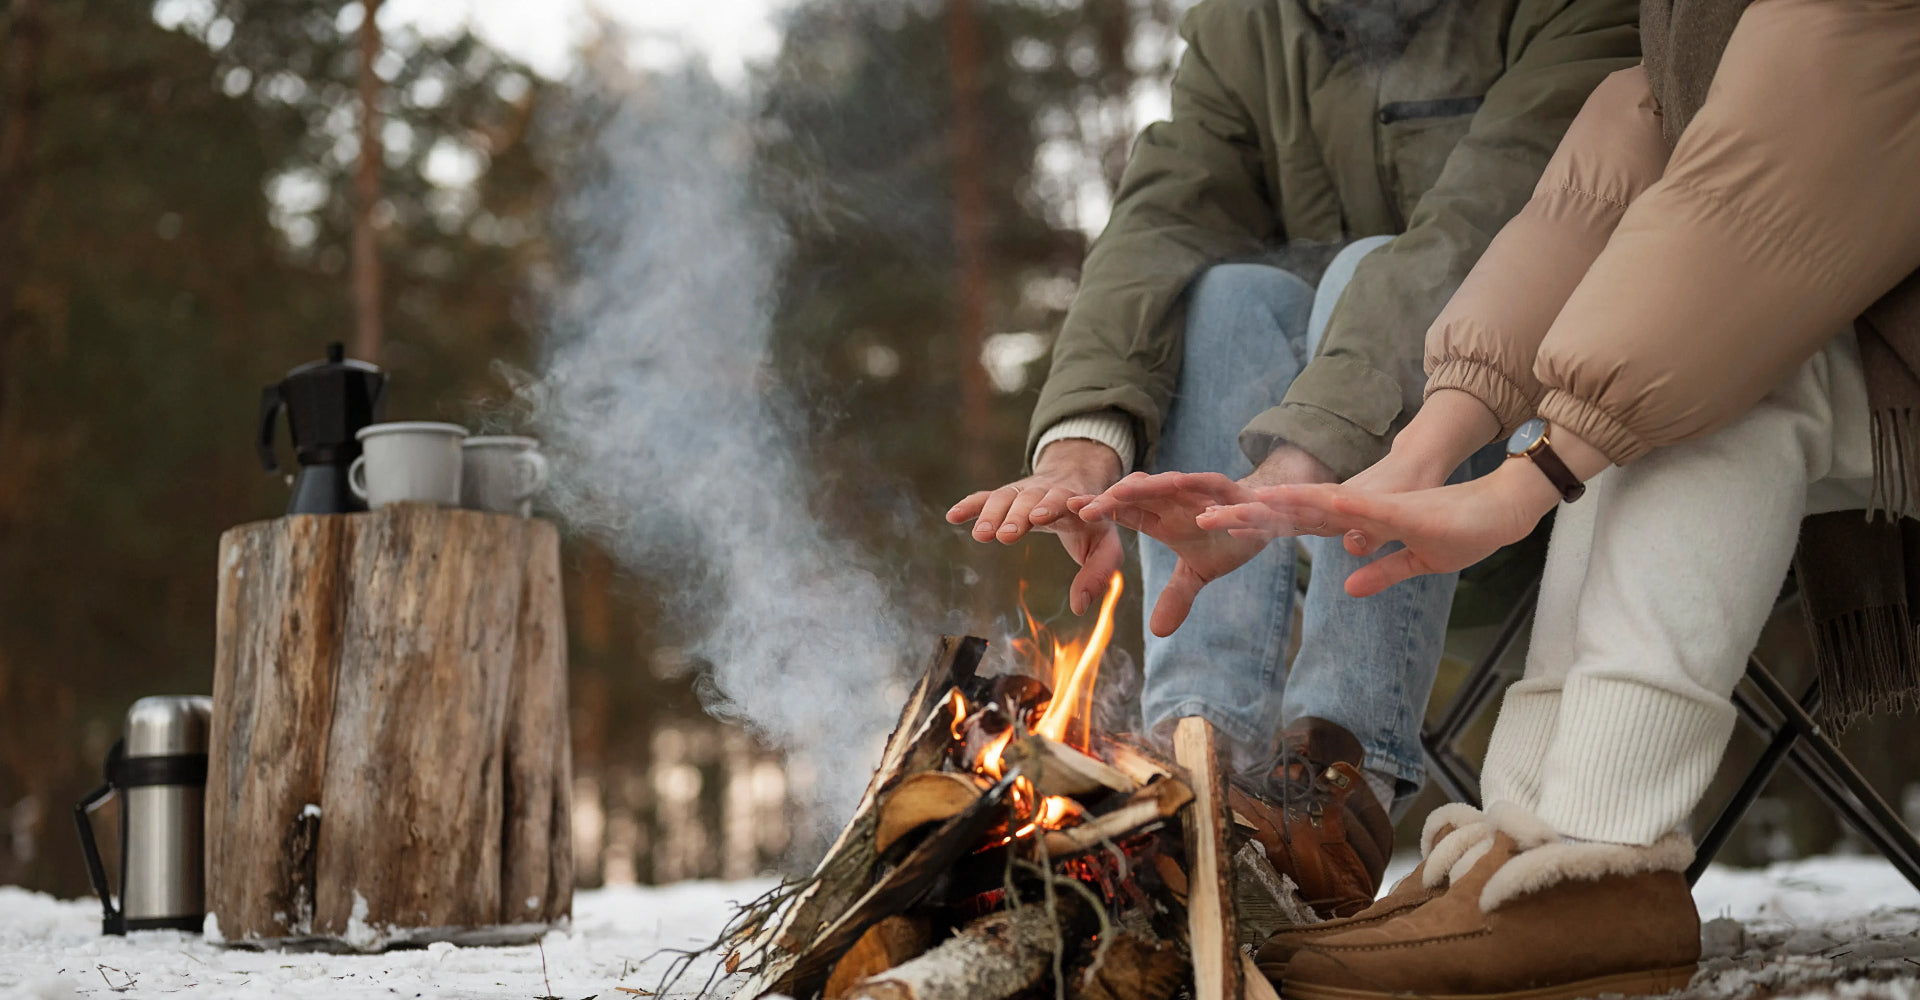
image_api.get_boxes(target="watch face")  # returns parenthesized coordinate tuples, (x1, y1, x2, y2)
(1508, 418, 1547, 457)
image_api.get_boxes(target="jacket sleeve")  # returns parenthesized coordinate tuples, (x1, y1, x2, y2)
(1423, 66, 1669, 437)
(1025, 0, 1274, 471)
(1239, 0, 1639, 479)
(1534, 0, 1920, 464)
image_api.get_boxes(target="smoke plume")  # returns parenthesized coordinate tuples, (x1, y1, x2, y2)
(525, 62, 913, 832)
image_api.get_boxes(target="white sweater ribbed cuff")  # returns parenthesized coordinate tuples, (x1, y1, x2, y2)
(1536, 674, 1737, 845)
(1034, 413, 1135, 473)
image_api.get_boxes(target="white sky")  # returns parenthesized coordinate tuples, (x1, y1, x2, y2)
(381, 0, 786, 83)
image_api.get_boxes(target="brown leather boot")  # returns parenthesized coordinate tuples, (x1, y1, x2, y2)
(1253, 802, 1491, 980)
(1283, 806, 1700, 1000)
(1227, 717, 1396, 919)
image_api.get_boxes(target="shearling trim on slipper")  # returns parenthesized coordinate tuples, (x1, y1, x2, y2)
(1420, 816, 1496, 890)
(1480, 830, 1696, 912)
(1484, 799, 1563, 851)
(1421, 802, 1486, 855)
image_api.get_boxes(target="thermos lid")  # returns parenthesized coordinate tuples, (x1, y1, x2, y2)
(124, 696, 213, 759)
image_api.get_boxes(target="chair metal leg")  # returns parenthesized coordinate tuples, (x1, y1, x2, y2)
(1740, 660, 1920, 893)
(1685, 671, 1820, 885)
(1423, 578, 1540, 808)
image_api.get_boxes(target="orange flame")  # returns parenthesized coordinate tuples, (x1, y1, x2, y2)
(1032, 573, 1124, 749)
(961, 572, 1126, 840)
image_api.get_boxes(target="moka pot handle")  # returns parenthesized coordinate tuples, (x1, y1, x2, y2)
(73, 739, 125, 935)
(258, 385, 285, 472)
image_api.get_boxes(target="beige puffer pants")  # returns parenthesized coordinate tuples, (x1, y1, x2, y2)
(1480, 330, 1873, 845)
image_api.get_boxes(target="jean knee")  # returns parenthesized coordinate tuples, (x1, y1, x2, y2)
(1185, 263, 1314, 363)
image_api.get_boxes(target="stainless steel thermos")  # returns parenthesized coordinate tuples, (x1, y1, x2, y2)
(74, 696, 213, 934)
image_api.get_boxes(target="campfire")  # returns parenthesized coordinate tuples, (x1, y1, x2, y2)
(701, 576, 1311, 1000)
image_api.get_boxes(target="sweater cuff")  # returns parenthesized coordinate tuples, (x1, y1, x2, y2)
(1425, 358, 1540, 438)
(1536, 674, 1736, 845)
(1034, 412, 1137, 474)
(1536, 388, 1651, 465)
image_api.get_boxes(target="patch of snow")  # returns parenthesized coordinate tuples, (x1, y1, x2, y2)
(0, 879, 774, 999)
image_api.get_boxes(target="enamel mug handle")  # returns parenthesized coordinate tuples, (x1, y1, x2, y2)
(515, 451, 549, 501)
(348, 455, 370, 501)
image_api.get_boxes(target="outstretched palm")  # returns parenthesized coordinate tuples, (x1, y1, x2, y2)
(1072, 471, 1272, 636)
(1216, 474, 1543, 597)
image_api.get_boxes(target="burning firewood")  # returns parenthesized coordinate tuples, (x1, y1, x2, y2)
(729, 636, 987, 998)
(875, 772, 986, 855)
(1041, 776, 1192, 858)
(1002, 734, 1135, 800)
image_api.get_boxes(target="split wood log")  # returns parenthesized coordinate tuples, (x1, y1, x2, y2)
(206, 505, 570, 949)
(875, 772, 985, 855)
(1042, 776, 1193, 857)
(730, 635, 985, 998)
(1003, 735, 1134, 799)
(824, 916, 933, 999)
(1173, 717, 1240, 1000)
(1097, 738, 1175, 788)
(773, 773, 1016, 999)
(1071, 932, 1185, 1000)
(845, 903, 1069, 1000)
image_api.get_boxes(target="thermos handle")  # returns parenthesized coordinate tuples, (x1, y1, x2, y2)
(257, 385, 285, 472)
(73, 739, 125, 935)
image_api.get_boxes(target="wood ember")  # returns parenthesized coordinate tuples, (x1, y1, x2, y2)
(1042, 776, 1192, 858)
(1068, 932, 1185, 1000)
(875, 772, 985, 855)
(825, 916, 932, 999)
(844, 901, 1080, 1000)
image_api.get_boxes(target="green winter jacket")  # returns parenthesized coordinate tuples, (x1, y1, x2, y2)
(1027, 0, 1639, 478)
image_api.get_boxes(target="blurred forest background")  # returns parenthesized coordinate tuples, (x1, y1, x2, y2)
(2, 0, 1915, 900)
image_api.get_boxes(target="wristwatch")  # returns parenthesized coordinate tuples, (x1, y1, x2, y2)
(1506, 418, 1585, 502)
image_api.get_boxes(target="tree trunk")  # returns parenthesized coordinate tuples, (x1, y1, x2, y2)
(206, 505, 571, 950)
(352, 0, 385, 363)
(0, 0, 47, 449)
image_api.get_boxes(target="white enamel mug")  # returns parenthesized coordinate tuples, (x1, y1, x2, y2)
(349, 422, 468, 508)
(460, 436, 549, 517)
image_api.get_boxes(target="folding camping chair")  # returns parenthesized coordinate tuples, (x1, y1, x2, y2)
(1421, 573, 1920, 890)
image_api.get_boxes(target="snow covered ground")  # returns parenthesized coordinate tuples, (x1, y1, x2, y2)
(1, 857, 1916, 1000)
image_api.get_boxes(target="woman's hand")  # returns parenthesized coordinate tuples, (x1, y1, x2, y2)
(1210, 420, 1615, 598)
(1223, 460, 1559, 596)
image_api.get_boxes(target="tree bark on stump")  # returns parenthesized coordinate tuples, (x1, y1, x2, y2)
(206, 504, 571, 950)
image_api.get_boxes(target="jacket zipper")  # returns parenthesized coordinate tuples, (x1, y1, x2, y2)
(1376, 96, 1486, 125)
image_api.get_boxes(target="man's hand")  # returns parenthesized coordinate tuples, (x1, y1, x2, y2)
(1071, 444, 1336, 637)
(947, 439, 1125, 614)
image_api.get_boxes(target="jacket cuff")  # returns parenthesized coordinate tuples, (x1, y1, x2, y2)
(1425, 358, 1540, 437)
(1033, 412, 1137, 474)
(1536, 388, 1650, 465)
(1238, 403, 1389, 482)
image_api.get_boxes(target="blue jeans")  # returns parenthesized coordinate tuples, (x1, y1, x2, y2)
(1140, 238, 1491, 805)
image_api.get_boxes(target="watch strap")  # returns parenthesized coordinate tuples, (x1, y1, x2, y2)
(1525, 440, 1586, 503)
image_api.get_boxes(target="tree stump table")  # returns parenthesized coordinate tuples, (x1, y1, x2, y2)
(206, 504, 572, 950)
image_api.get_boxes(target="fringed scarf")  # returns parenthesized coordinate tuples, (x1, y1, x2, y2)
(1646, 0, 1920, 729)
